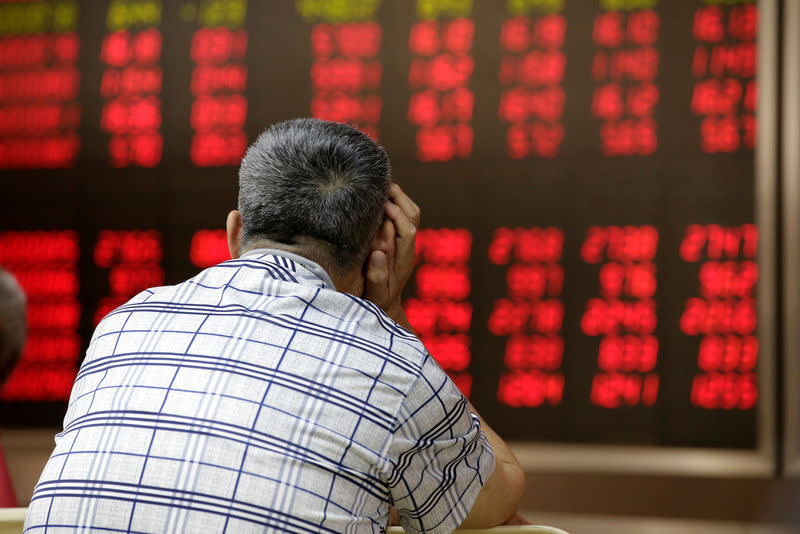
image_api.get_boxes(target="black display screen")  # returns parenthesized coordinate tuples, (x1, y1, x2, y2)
(0, 0, 761, 450)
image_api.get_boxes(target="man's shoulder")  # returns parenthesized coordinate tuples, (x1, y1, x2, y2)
(357, 296, 426, 348)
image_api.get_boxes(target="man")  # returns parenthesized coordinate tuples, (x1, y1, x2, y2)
(26, 119, 525, 532)
(0, 267, 26, 507)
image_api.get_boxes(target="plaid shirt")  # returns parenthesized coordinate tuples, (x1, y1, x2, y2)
(25, 249, 495, 534)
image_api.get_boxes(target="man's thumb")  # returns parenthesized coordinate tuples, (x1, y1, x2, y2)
(363, 250, 388, 305)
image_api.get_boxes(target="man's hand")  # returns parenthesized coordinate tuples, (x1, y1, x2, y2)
(363, 183, 420, 326)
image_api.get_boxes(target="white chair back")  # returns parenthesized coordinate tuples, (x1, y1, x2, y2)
(388, 526, 569, 533)
(0, 508, 25, 534)
(0, 508, 569, 534)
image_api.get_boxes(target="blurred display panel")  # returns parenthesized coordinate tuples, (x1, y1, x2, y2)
(498, 1, 566, 158)
(0, 0, 768, 457)
(91, 229, 163, 325)
(0, 0, 80, 168)
(581, 225, 660, 408)
(408, 0, 475, 161)
(300, 0, 382, 140)
(591, 1, 659, 156)
(187, 0, 248, 166)
(691, 2, 756, 153)
(489, 228, 566, 408)
(405, 228, 474, 397)
(100, 0, 163, 167)
(0, 231, 80, 401)
(680, 224, 758, 410)
(189, 229, 229, 268)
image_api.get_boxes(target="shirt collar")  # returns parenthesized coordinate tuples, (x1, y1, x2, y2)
(239, 247, 337, 290)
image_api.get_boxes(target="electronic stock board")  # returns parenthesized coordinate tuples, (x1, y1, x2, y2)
(0, 0, 776, 473)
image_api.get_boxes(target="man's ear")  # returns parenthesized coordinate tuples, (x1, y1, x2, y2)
(226, 210, 243, 259)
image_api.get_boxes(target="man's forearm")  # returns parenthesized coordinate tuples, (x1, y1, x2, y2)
(458, 403, 526, 528)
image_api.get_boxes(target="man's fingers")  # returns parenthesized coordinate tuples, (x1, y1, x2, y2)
(388, 183, 421, 226)
(363, 250, 389, 305)
(384, 201, 417, 292)
(384, 202, 416, 241)
(372, 220, 395, 256)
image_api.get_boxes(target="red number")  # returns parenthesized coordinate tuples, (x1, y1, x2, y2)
(691, 372, 757, 410)
(609, 47, 659, 82)
(627, 10, 659, 45)
(417, 124, 472, 161)
(500, 16, 530, 52)
(693, 6, 725, 42)
(592, 83, 624, 120)
(498, 371, 564, 407)
(518, 50, 565, 86)
(505, 335, 563, 370)
(191, 131, 246, 167)
(591, 372, 658, 408)
(489, 227, 515, 265)
(101, 31, 132, 67)
(728, 4, 757, 41)
(133, 29, 162, 65)
(530, 299, 563, 334)
(680, 297, 756, 336)
(598, 335, 658, 373)
(191, 28, 245, 64)
(0, 366, 76, 401)
(337, 22, 381, 57)
(416, 264, 470, 299)
(443, 18, 474, 54)
(109, 133, 162, 167)
(534, 15, 566, 48)
(602, 118, 657, 156)
(581, 298, 656, 336)
(709, 43, 755, 78)
(692, 79, 743, 115)
(417, 228, 471, 264)
(0, 231, 79, 264)
(701, 116, 740, 153)
(489, 299, 530, 336)
(409, 20, 440, 56)
(191, 95, 247, 130)
(627, 83, 658, 117)
(698, 335, 758, 373)
(191, 64, 247, 95)
(593, 12, 623, 47)
(422, 334, 470, 371)
(189, 229, 230, 268)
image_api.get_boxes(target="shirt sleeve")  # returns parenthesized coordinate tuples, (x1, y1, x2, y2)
(386, 354, 496, 534)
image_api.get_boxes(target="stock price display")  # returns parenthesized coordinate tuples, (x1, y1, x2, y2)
(0, 0, 760, 450)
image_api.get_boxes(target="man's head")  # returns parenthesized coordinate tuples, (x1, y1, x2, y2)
(233, 118, 391, 274)
(0, 268, 26, 385)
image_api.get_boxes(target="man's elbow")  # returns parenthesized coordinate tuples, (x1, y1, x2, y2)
(497, 459, 527, 522)
(460, 459, 527, 529)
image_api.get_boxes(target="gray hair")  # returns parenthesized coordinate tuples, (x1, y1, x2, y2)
(0, 267, 26, 385)
(238, 118, 391, 271)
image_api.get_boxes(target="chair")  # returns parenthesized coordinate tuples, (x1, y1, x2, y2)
(0, 508, 25, 534)
(388, 527, 569, 533)
(0, 508, 569, 534)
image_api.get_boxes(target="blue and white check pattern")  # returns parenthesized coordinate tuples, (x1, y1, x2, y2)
(25, 249, 494, 534)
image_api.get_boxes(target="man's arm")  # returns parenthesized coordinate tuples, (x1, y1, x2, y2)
(364, 184, 527, 528)
(458, 401, 526, 528)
